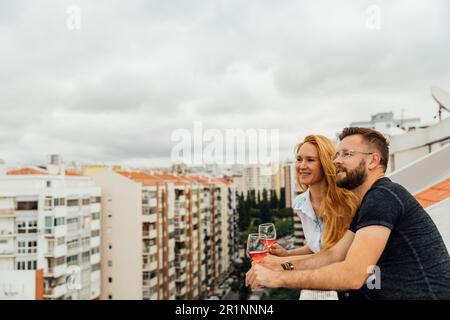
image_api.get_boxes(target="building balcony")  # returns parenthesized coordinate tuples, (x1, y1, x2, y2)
(142, 229, 157, 239)
(0, 249, 14, 257)
(90, 236, 100, 248)
(175, 233, 186, 242)
(90, 253, 100, 265)
(143, 245, 157, 255)
(175, 259, 187, 269)
(90, 270, 100, 283)
(0, 209, 15, 217)
(54, 225, 67, 238)
(45, 245, 67, 258)
(176, 272, 187, 283)
(142, 213, 157, 223)
(176, 285, 187, 296)
(143, 261, 158, 271)
(46, 264, 67, 278)
(44, 283, 67, 299)
(143, 277, 158, 288)
(91, 220, 101, 230)
(0, 229, 15, 238)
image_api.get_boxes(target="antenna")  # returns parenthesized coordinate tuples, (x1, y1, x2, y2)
(431, 86, 450, 121)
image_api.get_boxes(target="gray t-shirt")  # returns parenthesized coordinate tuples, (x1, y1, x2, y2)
(347, 177, 450, 300)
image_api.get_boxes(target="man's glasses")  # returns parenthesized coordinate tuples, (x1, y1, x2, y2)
(332, 150, 373, 161)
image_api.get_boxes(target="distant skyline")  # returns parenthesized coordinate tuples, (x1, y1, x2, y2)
(1, 0, 449, 167)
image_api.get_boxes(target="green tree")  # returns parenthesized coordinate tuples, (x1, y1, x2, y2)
(280, 187, 286, 208)
(238, 192, 250, 230)
(259, 189, 271, 223)
(270, 190, 279, 209)
(274, 217, 294, 238)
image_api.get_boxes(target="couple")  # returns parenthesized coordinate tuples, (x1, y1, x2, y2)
(246, 127, 450, 299)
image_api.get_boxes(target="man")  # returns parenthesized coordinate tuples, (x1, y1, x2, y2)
(246, 127, 450, 299)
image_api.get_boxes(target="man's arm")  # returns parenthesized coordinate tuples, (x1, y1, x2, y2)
(255, 230, 354, 271)
(246, 226, 390, 290)
(289, 230, 355, 270)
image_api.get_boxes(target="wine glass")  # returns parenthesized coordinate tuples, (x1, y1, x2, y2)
(258, 223, 276, 248)
(246, 233, 268, 262)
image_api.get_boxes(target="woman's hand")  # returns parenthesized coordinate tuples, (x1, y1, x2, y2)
(269, 243, 289, 257)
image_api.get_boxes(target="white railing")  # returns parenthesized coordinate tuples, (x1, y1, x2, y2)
(389, 144, 450, 194)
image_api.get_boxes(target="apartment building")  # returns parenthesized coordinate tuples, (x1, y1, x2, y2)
(91, 169, 238, 300)
(0, 155, 101, 300)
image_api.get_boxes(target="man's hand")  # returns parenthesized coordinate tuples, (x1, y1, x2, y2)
(260, 259, 284, 271)
(263, 253, 285, 263)
(269, 243, 288, 256)
(245, 264, 284, 289)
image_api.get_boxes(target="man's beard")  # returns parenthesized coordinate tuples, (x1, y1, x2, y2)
(336, 160, 367, 190)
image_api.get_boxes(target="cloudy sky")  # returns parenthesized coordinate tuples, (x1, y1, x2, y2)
(1, 0, 449, 168)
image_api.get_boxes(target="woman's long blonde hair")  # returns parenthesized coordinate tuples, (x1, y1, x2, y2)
(296, 135, 360, 249)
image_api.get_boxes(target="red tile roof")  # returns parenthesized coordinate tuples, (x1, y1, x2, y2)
(7, 168, 48, 175)
(415, 177, 450, 208)
(65, 171, 81, 176)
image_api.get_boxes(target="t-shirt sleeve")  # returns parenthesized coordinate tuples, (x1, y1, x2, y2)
(349, 186, 404, 233)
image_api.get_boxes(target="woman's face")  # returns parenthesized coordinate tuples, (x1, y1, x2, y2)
(296, 142, 325, 186)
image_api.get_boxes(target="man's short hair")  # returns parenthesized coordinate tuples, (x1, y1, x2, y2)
(338, 127, 390, 172)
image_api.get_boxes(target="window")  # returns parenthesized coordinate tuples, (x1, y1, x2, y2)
(108, 244, 112, 250)
(91, 263, 100, 272)
(54, 198, 66, 206)
(27, 260, 37, 270)
(46, 181, 51, 188)
(45, 216, 53, 228)
(28, 241, 37, 254)
(91, 230, 100, 237)
(91, 212, 100, 220)
(67, 199, 79, 207)
(56, 237, 65, 246)
(108, 277, 112, 283)
(17, 221, 37, 234)
(91, 247, 100, 255)
(81, 237, 90, 247)
(107, 212, 112, 218)
(108, 260, 112, 267)
(55, 257, 65, 266)
(17, 241, 26, 254)
(54, 217, 65, 226)
(17, 221, 27, 234)
(67, 217, 79, 225)
(82, 251, 90, 264)
(16, 201, 38, 210)
(28, 221, 37, 233)
(44, 197, 53, 209)
(67, 254, 79, 266)
(108, 295, 112, 300)
(17, 261, 26, 270)
(91, 196, 101, 204)
(82, 198, 90, 206)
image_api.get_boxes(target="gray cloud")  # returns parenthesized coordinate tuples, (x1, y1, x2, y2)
(1, 0, 449, 167)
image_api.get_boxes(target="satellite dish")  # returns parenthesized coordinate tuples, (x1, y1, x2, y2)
(431, 86, 450, 121)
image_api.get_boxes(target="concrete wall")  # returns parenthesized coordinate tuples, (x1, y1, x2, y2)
(93, 170, 143, 300)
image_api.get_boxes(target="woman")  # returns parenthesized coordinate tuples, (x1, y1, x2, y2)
(269, 135, 359, 259)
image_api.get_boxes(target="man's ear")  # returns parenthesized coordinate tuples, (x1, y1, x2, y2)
(368, 153, 381, 170)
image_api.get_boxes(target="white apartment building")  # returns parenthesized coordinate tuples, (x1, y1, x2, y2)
(241, 164, 285, 199)
(0, 155, 101, 300)
(92, 170, 177, 300)
(91, 169, 238, 300)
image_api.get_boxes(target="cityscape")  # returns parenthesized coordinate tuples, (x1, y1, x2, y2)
(1, 108, 449, 299)
(1, 1, 450, 301)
